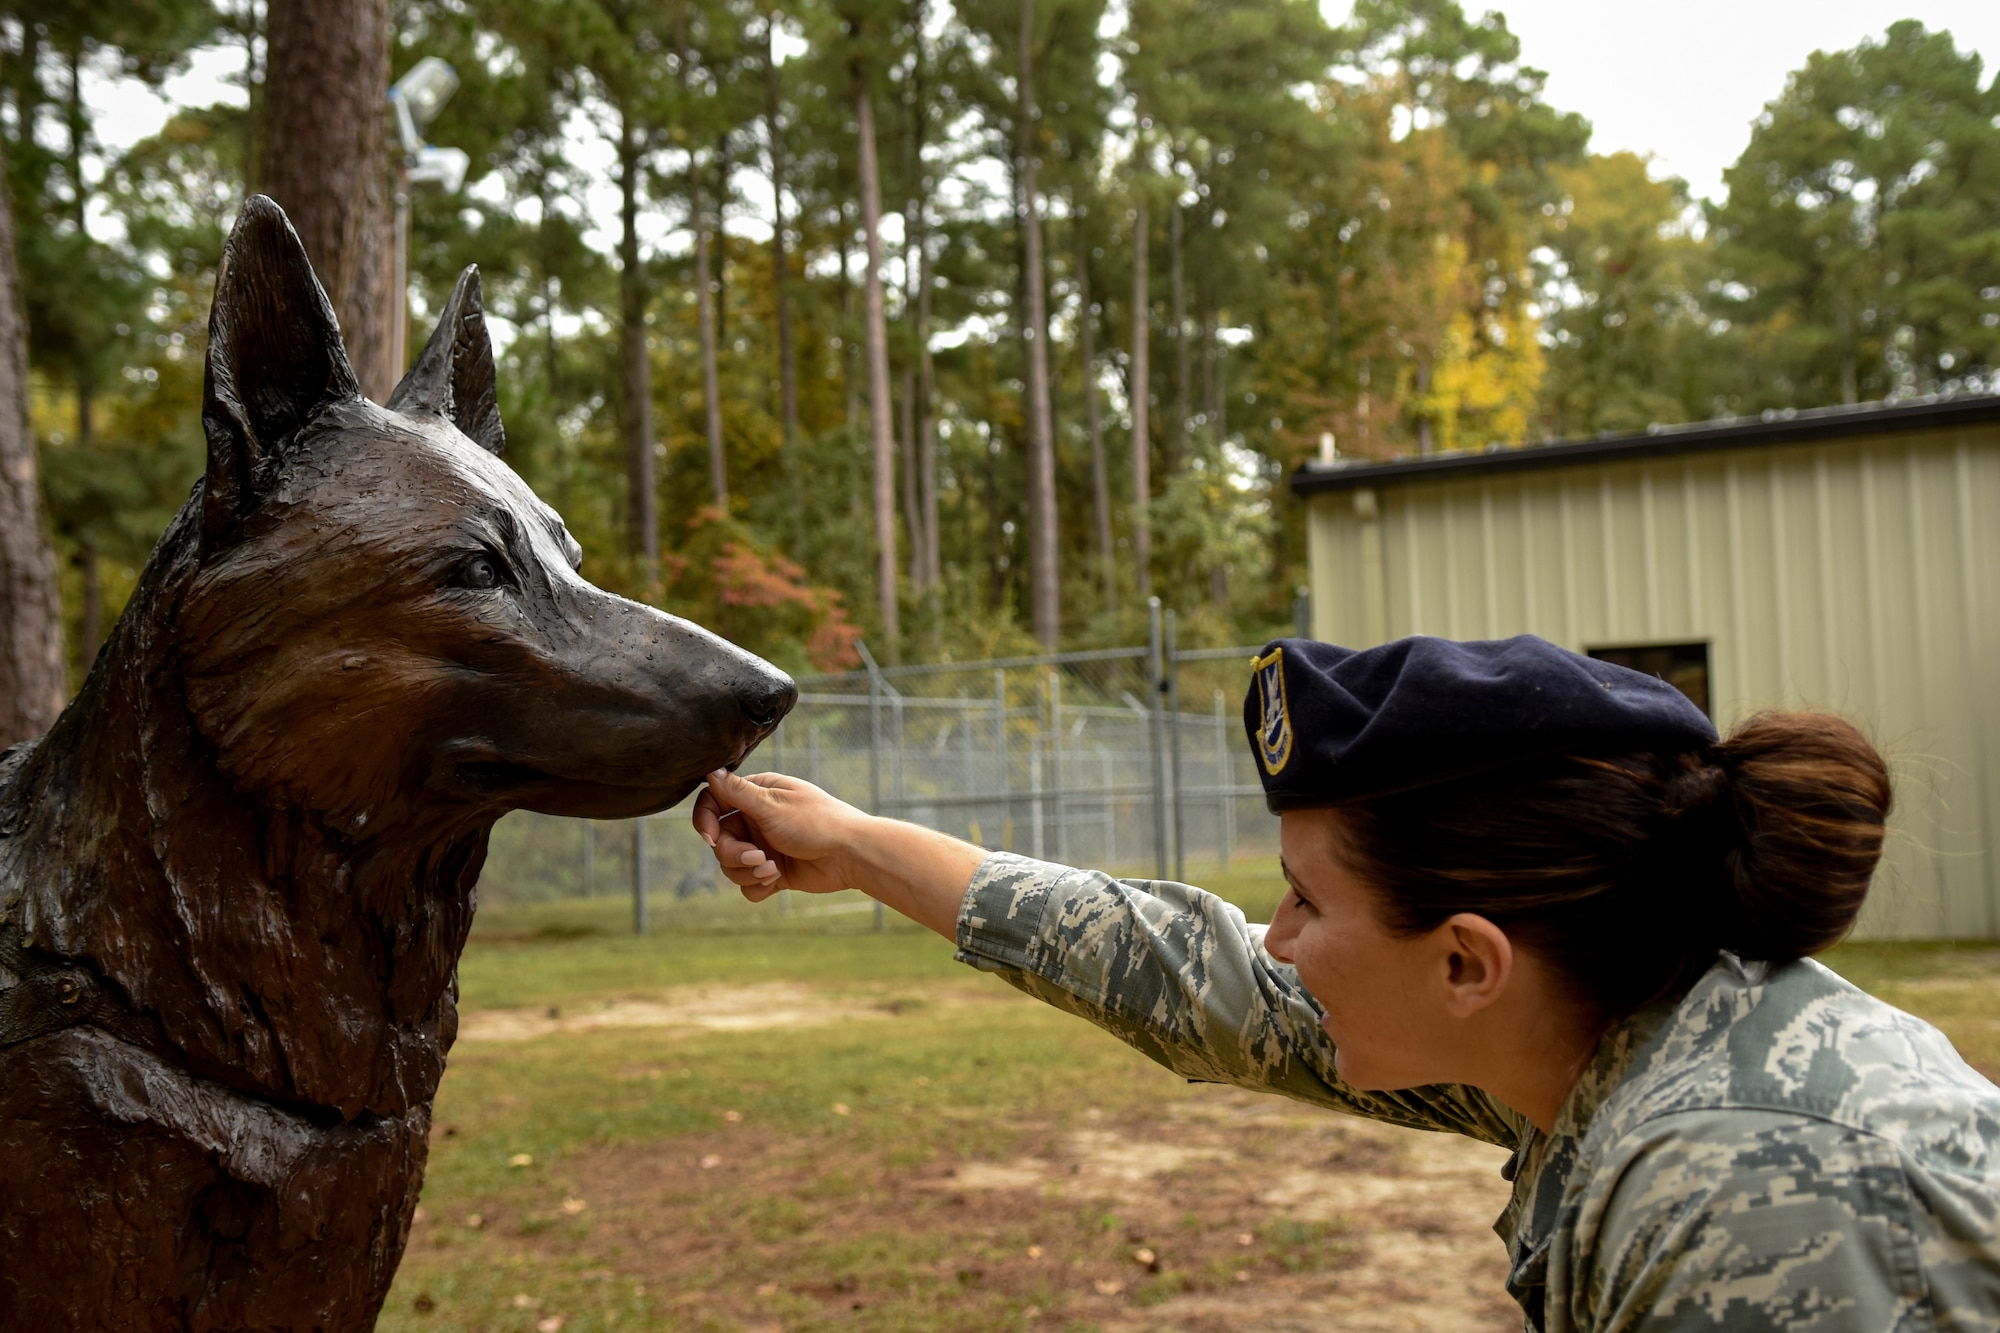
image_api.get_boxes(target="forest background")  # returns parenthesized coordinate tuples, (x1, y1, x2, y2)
(7, 0, 2000, 685)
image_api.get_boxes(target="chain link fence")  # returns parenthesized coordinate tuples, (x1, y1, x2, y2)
(479, 604, 1281, 931)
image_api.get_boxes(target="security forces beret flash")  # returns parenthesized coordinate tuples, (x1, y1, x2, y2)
(1242, 634, 1718, 810)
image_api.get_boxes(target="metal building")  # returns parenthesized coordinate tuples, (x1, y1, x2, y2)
(1293, 395, 2000, 940)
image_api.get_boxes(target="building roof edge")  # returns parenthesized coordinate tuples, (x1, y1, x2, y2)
(1290, 394, 2000, 497)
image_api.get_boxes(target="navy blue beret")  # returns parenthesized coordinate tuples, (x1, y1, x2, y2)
(1242, 634, 1718, 810)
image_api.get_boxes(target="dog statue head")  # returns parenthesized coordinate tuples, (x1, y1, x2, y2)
(0, 195, 798, 1122)
(177, 196, 794, 834)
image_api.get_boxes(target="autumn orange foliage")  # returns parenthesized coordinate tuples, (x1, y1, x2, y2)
(668, 508, 862, 673)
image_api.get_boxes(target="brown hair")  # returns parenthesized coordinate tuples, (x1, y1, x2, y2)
(1330, 712, 1893, 1018)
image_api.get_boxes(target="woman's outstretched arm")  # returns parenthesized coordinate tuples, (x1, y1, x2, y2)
(690, 768, 1522, 1146)
(690, 768, 985, 938)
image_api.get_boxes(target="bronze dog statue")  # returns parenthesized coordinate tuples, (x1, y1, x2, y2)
(0, 196, 794, 1329)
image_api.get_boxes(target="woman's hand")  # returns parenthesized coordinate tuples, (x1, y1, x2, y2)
(691, 769, 991, 939)
(691, 770, 867, 900)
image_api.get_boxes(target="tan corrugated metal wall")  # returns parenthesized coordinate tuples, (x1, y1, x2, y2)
(1306, 424, 2000, 939)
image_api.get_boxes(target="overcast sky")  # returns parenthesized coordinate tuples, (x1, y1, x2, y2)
(1348, 1, 2000, 202)
(91, 2, 2000, 211)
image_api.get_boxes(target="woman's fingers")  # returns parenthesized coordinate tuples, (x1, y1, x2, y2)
(691, 786, 725, 848)
(697, 769, 860, 899)
(738, 877, 783, 903)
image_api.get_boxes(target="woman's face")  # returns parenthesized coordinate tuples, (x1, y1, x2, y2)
(1263, 808, 1472, 1092)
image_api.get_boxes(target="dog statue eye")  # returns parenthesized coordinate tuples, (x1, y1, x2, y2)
(455, 555, 504, 591)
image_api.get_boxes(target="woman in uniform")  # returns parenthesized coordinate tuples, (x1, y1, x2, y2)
(692, 634, 2000, 1331)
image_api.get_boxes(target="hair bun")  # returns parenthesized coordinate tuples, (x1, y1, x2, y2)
(1713, 714, 1891, 960)
(1662, 757, 1733, 822)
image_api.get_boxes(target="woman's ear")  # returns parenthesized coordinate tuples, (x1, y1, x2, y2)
(1438, 914, 1514, 1017)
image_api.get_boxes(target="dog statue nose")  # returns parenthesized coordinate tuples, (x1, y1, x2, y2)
(740, 674, 797, 730)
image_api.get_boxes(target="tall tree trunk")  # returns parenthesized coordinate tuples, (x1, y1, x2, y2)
(0, 144, 66, 745)
(536, 173, 564, 400)
(898, 368, 921, 584)
(1202, 284, 1220, 441)
(12, 28, 42, 185)
(615, 112, 658, 566)
(713, 138, 729, 349)
(899, 15, 930, 595)
(986, 418, 1004, 607)
(915, 195, 940, 592)
(1168, 196, 1187, 470)
(1129, 195, 1152, 600)
(78, 538, 100, 667)
(909, 5, 940, 594)
(681, 29, 726, 512)
(838, 203, 858, 444)
(1837, 293, 1859, 405)
(1017, 0, 1058, 649)
(1077, 214, 1112, 612)
(854, 74, 900, 649)
(260, 0, 394, 399)
(64, 47, 97, 555)
(235, 7, 265, 189)
(1415, 355, 1434, 456)
(692, 160, 726, 509)
(1209, 324, 1225, 443)
(765, 17, 803, 547)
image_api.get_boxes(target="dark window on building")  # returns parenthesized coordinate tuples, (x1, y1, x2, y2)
(1586, 642, 1711, 718)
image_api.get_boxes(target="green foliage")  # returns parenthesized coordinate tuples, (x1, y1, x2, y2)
(20, 7, 2000, 677)
(1148, 436, 1275, 625)
(5, 0, 231, 676)
(1708, 21, 2000, 407)
(1537, 152, 1719, 437)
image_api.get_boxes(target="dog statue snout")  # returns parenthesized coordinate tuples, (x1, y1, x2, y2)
(739, 672, 799, 731)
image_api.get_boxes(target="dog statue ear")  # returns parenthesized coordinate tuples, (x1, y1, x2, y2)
(201, 195, 361, 544)
(386, 265, 505, 457)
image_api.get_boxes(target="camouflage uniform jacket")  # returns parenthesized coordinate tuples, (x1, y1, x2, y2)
(954, 852, 2000, 1332)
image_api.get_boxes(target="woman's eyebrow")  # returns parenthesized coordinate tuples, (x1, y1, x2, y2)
(1279, 857, 1312, 900)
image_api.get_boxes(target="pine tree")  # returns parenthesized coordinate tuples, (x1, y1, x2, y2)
(1709, 21, 2000, 408)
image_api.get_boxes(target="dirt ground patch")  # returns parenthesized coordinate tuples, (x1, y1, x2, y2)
(457, 981, 927, 1042)
(414, 1084, 1517, 1332)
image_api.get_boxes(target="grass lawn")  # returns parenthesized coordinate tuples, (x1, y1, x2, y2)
(382, 863, 2000, 1333)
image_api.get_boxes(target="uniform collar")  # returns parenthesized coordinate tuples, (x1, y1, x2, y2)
(1496, 962, 1720, 1326)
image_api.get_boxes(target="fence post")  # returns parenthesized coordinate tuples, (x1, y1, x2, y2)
(582, 819, 594, 898)
(891, 690, 905, 816)
(859, 639, 886, 932)
(1147, 597, 1168, 880)
(1214, 689, 1234, 872)
(961, 691, 976, 843)
(1048, 669, 1065, 863)
(769, 715, 790, 914)
(1029, 739, 1044, 859)
(858, 639, 884, 813)
(1167, 609, 1184, 883)
(1101, 744, 1116, 866)
(994, 668, 1009, 851)
(631, 817, 648, 935)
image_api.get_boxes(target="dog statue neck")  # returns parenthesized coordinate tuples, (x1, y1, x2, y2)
(0, 507, 487, 1122)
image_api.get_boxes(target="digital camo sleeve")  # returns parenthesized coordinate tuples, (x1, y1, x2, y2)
(1575, 1110, 1953, 1333)
(953, 851, 1521, 1146)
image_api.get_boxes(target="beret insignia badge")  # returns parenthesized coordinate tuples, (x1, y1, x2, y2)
(1253, 646, 1293, 775)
